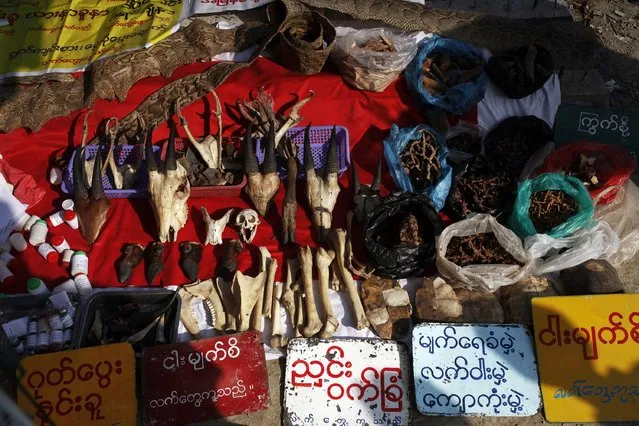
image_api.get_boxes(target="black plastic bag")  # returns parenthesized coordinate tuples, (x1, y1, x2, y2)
(483, 115, 552, 180)
(485, 44, 553, 99)
(364, 192, 442, 279)
(446, 155, 515, 220)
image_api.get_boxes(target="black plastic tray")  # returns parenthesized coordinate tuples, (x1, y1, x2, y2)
(73, 289, 180, 351)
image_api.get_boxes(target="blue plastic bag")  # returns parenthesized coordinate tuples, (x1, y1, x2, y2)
(509, 173, 595, 239)
(405, 35, 488, 115)
(383, 123, 452, 212)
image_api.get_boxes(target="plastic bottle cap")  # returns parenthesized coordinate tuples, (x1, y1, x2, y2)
(27, 278, 42, 290)
(75, 251, 86, 256)
(63, 211, 76, 221)
(51, 235, 64, 246)
(35, 219, 47, 226)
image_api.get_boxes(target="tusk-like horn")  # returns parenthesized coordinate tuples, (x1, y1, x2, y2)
(303, 123, 314, 172)
(243, 124, 259, 175)
(145, 126, 158, 173)
(371, 156, 382, 192)
(165, 120, 177, 171)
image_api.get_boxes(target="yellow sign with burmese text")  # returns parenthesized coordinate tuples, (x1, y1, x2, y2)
(17, 342, 137, 426)
(532, 294, 639, 422)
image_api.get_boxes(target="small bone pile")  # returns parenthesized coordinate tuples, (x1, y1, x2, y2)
(422, 52, 482, 95)
(400, 130, 441, 191)
(360, 276, 411, 340)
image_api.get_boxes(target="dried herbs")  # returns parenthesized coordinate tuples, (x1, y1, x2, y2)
(360, 36, 396, 53)
(400, 130, 442, 191)
(421, 52, 483, 95)
(448, 157, 514, 218)
(445, 232, 520, 266)
(528, 190, 579, 234)
(399, 213, 423, 246)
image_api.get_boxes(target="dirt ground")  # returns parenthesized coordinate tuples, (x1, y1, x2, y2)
(564, 0, 639, 107)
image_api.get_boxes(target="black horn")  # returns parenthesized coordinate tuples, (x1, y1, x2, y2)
(263, 121, 277, 174)
(352, 161, 361, 194)
(145, 126, 158, 173)
(371, 156, 382, 192)
(165, 120, 177, 171)
(73, 147, 89, 200)
(243, 124, 259, 174)
(90, 146, 106, 200)
(325, 125, 339, 176)
(303, 123, 314, 172)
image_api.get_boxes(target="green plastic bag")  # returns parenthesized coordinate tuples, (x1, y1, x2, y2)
(509, 173, 594, 239)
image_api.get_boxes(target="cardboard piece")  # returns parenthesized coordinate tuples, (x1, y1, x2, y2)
(142, 330, 269, 426)
(412, 323, 541, 416)
(532, 294, 639, 422)
(17, 343, 137, 426)
(284, 338, 411, 426)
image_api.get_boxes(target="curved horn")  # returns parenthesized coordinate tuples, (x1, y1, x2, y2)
(351, 161, 361, 194)
(145, 126, 158, 173)
(263, 121, 277, 174)
(165, 120, 177, 172)
(73, 147, 89, 199)
(90, 146, 106, 200)
(325, 125, 339, 175)
(371, 156, 382, 192)
(303, 123, 314, 172)
(243, 124, 259, 174)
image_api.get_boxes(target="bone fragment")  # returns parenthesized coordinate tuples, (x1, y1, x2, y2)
(298, 246, 323, 337)
(216, 277, 237, 331)
(329, 229, 370, 330)
(233, 270, 266, 332)
(262, 253, 278, 319)
(270, 282, 288, 348)
(294, 290, 304, 338)
(201, 207, 234, 245)
(282, 258, 299, 333)
(250, 247, 271, 331)
(316, 247, 339, 338)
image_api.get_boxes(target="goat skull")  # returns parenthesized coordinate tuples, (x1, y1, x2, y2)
(146, 122, 191, 243)
(176, 91, 223, 170)
(72, 145, 111, 245)
(244, 123, 280, 216)
(305, 124, 341, 242)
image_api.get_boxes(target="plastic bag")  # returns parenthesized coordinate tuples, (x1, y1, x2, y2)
(445, 155, 515, 221)
(508, 173, 594, 239)
(483, 115, 553, 179)
(364, 192, 442, 279)
(0, 155, 44, 208)
(332, 28, 418, 92)
(594, 181, 639, 266)
(539, 141, 636, 205)
(383, 124, 452, 211)
(485, 44, 553, 99)
(526, 220, 620, 274)
(404, 35, 488, 115)
(436, 214, 534, 292)
(444, 121, 481, 165)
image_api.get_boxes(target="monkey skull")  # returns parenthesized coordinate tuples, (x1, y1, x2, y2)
(235, 209, 260, 243)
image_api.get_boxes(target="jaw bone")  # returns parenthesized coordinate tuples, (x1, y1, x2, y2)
(73, 145, 111, 244)
(146, 121, 191, 243)
(304, 125, 341, 242)
(243, 123, 280, 216)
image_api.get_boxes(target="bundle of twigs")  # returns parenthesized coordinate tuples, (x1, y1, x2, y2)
(446, 232, 520, 266)
(400, 130, 442, 190)
(528, 190, 578, 233)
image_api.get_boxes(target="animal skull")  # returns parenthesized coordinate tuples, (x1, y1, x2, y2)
(176, 92, 223, 170)
(201, 207, 234, 246)
(146, 121, 191, 243)
(304, 124, 341, 242)
(244, 123, 280, 216)
(352, 157, 382, 222)
(235, 209, 260, 243)
(72, 145, 111, 245)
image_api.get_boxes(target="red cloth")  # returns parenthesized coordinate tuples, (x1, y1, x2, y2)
(1, 58, 476, 293)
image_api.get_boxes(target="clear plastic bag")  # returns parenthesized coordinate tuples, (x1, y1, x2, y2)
(594, 181, 639, 266)
(436, 213, 534, 292)
(525, 220, 620, 275)
(444, 121, 481, 164)
(332, 28, 418, 92)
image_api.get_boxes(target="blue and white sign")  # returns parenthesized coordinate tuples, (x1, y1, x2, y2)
(412, 323, 541, 416)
